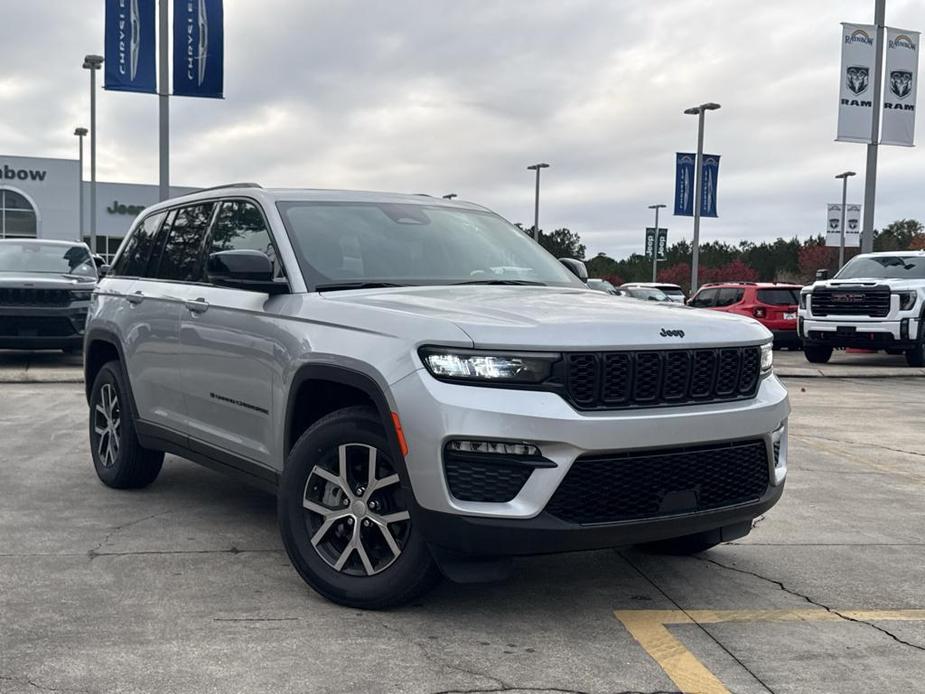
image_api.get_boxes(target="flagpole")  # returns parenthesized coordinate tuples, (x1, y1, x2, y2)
(158, 0, 169, 202)
(861, 0, 886, 253)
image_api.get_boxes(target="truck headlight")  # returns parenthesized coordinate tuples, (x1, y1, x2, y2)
(760, 342, 773, 374)
(799, 292, 809, 309)
(898, 291, 917, 311)
(419, 347, 558, 384)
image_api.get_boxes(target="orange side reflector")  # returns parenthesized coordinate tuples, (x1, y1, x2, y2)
(391, 412, 409, 457)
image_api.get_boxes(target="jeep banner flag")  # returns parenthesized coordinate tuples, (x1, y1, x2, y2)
(882, 28, 920, 147)
(173, 0, 224, 98)
(104, 0, 157, 94)
(700, 154, 720, 218)
(673, 153, 695, 216)
(837, 23, 877, 144)
(645, 228, 668, 260)
(825, 203, 862, 247)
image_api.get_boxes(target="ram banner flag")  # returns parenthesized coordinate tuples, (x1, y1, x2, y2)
(882, 28, 920, 146)
(173, 0, 224, 98)
(825, 203, 862, 247)
(674, 153, 695, 216)
(700, 155, 720, 217)
(837, 23, 877, 143)
(104, 0, 157, 93)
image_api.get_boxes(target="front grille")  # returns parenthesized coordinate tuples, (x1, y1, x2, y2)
(545, 439, 770, 525)
(444, 455, 533, 503)
(811, 288, 890, 317)
(564, 347, 761, 410)
(0, 316, 76, 337)
(0, 288, 70, 307)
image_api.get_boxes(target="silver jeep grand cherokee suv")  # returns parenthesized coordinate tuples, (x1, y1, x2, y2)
(84, 184, 789, 608)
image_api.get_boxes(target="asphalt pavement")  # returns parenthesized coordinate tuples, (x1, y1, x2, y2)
(1, 376, 924, 693)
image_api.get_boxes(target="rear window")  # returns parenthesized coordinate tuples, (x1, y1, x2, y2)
(757, 288, 800, 305)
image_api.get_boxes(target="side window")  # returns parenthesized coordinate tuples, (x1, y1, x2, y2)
(691, 288, 717, 307)
(111, 212, 166, 277)
(152, 203, 215, 282)
(716, 287, 744, 307)
(206, 201, 278, 278)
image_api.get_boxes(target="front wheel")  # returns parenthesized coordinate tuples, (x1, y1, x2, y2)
(804, 345, 833, 364)
(906, 342, 925, 367)
(278, 406, 440, 609)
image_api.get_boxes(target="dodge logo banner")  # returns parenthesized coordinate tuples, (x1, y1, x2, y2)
(173, 0, 224, 98)
(882, 28, 919, 147)
(104, 0, 156, 94)
(837, 23, 877, 143)
(825, 203, 862, 248)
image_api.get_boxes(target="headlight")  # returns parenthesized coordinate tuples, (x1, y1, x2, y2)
(69, 290, 93, 302)
(760, 342, 773, 374)
(897, 291, 917, 311)
(799, 292, 809, 309)
(419, 347, 558, 383)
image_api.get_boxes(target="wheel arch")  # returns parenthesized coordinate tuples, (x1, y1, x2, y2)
(84, 328, 138, 417)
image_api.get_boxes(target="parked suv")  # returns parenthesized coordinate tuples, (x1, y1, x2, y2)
(0, 239, 97, 352)
(620, 282, 686, 303)
(799, 251, 925, 366)
(84, 185, 789, 608)
(688, 282, 801, 348)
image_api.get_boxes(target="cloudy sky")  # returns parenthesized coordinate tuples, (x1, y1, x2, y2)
(2, 0, 925, 258)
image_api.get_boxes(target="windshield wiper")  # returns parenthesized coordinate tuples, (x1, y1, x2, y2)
(452, 279, 546, 286)
(314, 281, 409, 292)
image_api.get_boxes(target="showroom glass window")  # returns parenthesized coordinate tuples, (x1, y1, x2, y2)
(0, 189, 37, 238)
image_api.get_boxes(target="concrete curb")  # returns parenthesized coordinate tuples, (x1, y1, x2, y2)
(776, 367, 925, 378)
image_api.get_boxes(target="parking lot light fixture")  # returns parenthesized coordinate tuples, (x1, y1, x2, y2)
(83, 54, 103, 255)
(527, 163, 550, 241)
(835, 171, 857, 269)
(684, 102, 721, 293)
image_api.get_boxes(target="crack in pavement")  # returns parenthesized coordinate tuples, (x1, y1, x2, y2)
(792, 432, 925, 461)
(0, 674, 92, 693)
(699, 556, 925, 653)
(86, 510, 175, 560)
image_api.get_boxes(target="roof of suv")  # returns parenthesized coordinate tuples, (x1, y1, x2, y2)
(698, 282, 802, 289)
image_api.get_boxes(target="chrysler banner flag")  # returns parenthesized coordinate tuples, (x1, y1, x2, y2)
(104, 0, 156, 93)
(174, 0, 224, 98)
(674, 153, 720, 217)
(882, 28, 920, 147)
(837, 23, 877, 143)
(826, 203, 862, 248)
(645, 228, 668, 261)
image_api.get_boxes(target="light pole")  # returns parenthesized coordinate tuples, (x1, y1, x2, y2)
(527, 162, 549, 240)
(835, 171, 856, 269)
(83, 54, 103, 255)
(648, 204, 666, 282)
(442, 193, 458, 200)
(862, 0, 886, 253)
(683, 102, 721, 293)
(158, 0, 169, 202)
(74, 127, 87, 243)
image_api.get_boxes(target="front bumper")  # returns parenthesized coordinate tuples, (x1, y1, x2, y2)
(0, 305, 89, 349)
(800, 317, 920, 350)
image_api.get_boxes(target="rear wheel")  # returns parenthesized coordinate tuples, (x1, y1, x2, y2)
(906, 342, 925, 367)
(804, 345, 833, 364)
(278, 406, 440, 609)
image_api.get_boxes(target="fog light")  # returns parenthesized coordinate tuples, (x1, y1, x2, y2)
(447, 440, 541, 457)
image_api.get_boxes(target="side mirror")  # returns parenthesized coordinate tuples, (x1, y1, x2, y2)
(559, 258, 588, 282)
(92, 254, 105, 269)
(206, 250, 288, 294)
(98, 264, 111, 278)
(815, 269, 829, 281)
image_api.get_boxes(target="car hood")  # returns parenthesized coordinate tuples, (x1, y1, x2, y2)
(0, 273, 96, 289)
(812, 278, 923, 291)
(321, 285, 770, 349)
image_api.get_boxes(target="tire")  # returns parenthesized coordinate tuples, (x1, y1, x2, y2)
(886, 348, 905, 356)
(906, 342, 925, 367)
(89, 361, 164, 489)
(637, 531, 722, 556)
(804, 345, 833, 364)
(278, 406, 440, 609)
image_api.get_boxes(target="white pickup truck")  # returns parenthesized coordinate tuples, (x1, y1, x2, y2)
(798, 251, 925, 367)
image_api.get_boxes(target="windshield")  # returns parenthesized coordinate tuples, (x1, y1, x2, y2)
(835, 255, 925, 280)
(0, 241, 96, 278)
(277, 202, 584, 289)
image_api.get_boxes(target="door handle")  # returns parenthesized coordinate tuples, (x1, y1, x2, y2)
(126, 291, 144, 305)
(185, 298, 209, 314)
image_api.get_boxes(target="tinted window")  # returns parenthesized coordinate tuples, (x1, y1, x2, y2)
(112, 212, 166, 277)
(835, 255, 925, 280)
(757, 288, 800, 305)
(207, 201, 278, 277)
(715, 287, 744, 306)
(152, 204, 215, 282)
(690, 288, 718, 307)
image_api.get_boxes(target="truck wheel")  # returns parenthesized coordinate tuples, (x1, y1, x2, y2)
(804, 345, 833, 364)
(638, 531, 721, 555)
(89, 362, 164, 489)
(278, 406, 441, 609)
(906, 342, 925, 367)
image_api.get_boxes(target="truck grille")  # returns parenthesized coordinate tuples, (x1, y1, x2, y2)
(545, 439, 770, 525)
(0, 288, 71, 307)
(810, 288, 890, 317)
(563, 347, 761, 410)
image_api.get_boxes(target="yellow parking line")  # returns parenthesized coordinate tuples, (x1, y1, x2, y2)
(614, 609, 925, 694)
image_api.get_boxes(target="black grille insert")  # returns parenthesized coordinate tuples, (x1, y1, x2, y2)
(811, 288, 890, 317)
(0, 288, 70, 307)
(0, 316, 77, 337)
(563, 347, 762, 410)
(545, 439, 770, 524)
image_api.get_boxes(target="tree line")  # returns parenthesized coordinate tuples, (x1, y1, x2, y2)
(521, 220, 925, 292)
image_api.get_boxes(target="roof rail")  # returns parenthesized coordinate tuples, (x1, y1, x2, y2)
(177, 182, 263, 197)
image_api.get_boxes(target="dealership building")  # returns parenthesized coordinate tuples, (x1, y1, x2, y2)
(0, 154, 197, 260)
